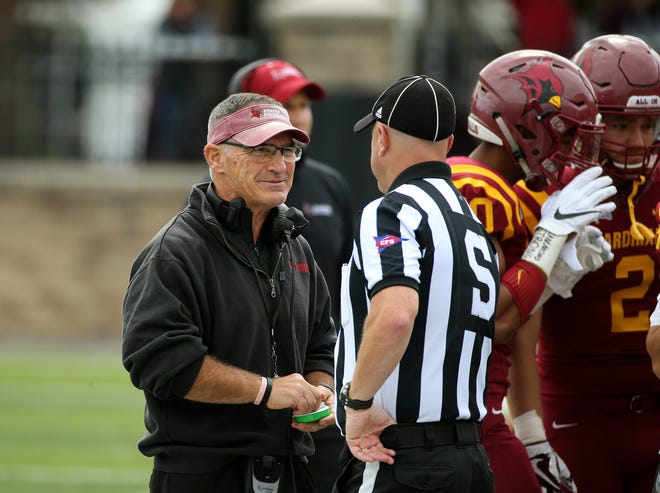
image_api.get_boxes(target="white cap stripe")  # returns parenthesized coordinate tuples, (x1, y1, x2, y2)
(423, 77, 441, 141)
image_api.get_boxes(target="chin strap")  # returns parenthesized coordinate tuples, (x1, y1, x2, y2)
(494, 115, 538, 185)
(626, 176, 655, 242)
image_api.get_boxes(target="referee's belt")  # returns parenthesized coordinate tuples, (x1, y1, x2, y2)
(380, 421, 482, 449)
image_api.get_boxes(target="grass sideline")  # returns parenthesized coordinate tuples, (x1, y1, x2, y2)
(0, 345, 151, 493)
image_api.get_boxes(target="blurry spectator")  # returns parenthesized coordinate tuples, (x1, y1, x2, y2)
(512, 0, 577, 56)
(146, 0, 221, 161)
(574, 0, 660, 50)
(161, 0, 214, 35)
(601, 0, 660, 49)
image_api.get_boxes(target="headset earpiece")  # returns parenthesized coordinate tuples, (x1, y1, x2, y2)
(217, 198, 246, 230)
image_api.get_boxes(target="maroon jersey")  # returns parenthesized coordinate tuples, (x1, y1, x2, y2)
(450, 156, 542, 493)
(449, 157, 529, 390)
(514, 167, 660, 399)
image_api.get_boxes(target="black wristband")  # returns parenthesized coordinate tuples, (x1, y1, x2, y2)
(319, 383, 334, 394)
(259, 377, 273, 407)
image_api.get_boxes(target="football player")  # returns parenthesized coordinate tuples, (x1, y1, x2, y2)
(649, 200, 660, 379)
(513, 34, 660, 492)
(448, 49, 617, 493)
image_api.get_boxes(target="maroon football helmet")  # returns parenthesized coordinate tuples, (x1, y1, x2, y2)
(572, 34, 660, 181)
(468, 50, 604, 190)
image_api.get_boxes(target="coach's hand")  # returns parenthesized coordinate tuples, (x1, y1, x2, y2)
(291, 384, 336, 434)
(269, 374, 322, 413)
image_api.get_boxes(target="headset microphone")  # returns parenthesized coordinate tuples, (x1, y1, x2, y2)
(274, 205, 309, 243)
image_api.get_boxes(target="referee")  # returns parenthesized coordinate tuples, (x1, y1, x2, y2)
(333, 76, 499, 493)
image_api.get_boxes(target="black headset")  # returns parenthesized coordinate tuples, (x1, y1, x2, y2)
(217, 197, 309, 244)
(227, 58, 310, 97)
(227, 58, 277, 96)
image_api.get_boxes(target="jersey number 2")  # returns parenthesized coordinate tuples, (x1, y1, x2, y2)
(611, 254, 654, 333)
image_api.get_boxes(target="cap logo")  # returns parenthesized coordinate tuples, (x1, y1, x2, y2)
(206, 103, 308, 145)
(375, 106, 383, 119)
(251, 106, 286, 119)
(270, 65, 303, 81)
(510, 57, 564, 112)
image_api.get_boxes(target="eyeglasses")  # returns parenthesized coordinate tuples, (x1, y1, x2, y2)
(221, 141, 303, 163)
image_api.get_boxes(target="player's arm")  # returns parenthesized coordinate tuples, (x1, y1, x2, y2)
(502, 167, 616, 337)
(508, 312, 577, 493)
(648, 202, 660, 379)
(488, 235, 526, 343)
(648, 293, 660, 379)
(507, 311, 543, 419)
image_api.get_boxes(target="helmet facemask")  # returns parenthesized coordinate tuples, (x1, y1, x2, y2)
(493, 99, 604, 191)
(541, 110, 605, 187)
(572, 34, 660, 181)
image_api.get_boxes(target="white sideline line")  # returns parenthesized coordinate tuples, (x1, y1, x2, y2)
(0, 464, 148, 484)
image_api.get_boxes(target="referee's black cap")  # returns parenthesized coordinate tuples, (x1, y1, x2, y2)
(353, 75, 455, 141)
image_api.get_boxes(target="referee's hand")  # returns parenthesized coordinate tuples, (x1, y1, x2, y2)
(345, 405, 396, 464)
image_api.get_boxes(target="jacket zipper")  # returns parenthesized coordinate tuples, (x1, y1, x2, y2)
(269, 248, 284, 298)
(209, 220, 284, 298)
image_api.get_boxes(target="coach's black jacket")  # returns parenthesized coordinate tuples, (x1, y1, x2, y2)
(122, 182, 335, 474)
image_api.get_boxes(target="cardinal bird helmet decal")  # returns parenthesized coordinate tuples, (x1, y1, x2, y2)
(510, 57, 564, 112)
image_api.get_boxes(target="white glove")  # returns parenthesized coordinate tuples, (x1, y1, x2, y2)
(525, 441, 578, 493)
(651, 293, 660, 327)
(537, 166, 616, 236)
(513, 410, 578, 493)
(547, 225, 614, 298)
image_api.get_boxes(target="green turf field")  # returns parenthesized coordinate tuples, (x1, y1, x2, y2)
(0, 345, 152, 493)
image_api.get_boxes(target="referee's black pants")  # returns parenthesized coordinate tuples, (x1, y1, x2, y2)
(332, 421, 494, 493)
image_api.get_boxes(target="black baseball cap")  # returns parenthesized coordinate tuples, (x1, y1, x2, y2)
(353, 75, 455, 141)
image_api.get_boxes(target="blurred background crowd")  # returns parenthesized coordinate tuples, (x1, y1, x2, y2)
(1, 0, 658, 175)
(0, 0, 658, 342)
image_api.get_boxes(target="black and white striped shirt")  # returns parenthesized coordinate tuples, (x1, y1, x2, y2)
(335, 161, 499, 431)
